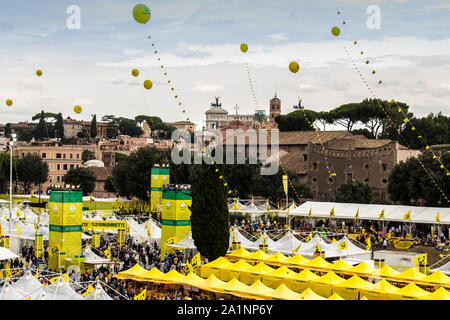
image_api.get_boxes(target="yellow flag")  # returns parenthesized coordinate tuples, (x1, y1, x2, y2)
(436, 212, 440, 224)
(305, 232, 313, 242)
(49, 275, 59, 283)
(81, 285, 95, 297)
(308, 208, 311, 219)
(332, 238, 337, 243)
(315, 242, 322, 253)
(379, 209, 385, 219)
(183, 261, 193, 275)
(439, 253, 450, 259)
(338, 239, 348, 250)
(282, 175, 288, 194)
(403, 210, 411, 220)
(365, 237, 371, 251)
(16, 224, 21, 236)
(292, 242, 302, 253)
(104, 245, 112, 259)
(0, 270, 3, 278)
(147, 225, 152, 237)
(329, 208, 335, 218)
(4, 262, 12, 278)
(16, 208, 21, 217)
(0, 222, 3, 237)
(414, 253, 427, 266)
(354, 208, 359, 222)
(190, 252, 201, 268)
(134, 289, 147, 300)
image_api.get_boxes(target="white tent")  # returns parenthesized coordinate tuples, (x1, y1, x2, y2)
(0, 281, 24, 300)
(291, 201, 450, 225)
(11, 270, 43, 300)
(167, 231, 197, 250)
(244, 232, 278, 251)
(44, 276, 84, 300)
(431, 260, 450, 275)
(0, 247, 19, 260)
(82, 248, 113, 265)
(271, 230, 303, 255)
(85, 282, 113, 300)
(229, 227, 256, 249)
(334, 236, 371, 259)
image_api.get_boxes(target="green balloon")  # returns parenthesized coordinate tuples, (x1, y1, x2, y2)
(331, 26, 340, 37)
(133, 4, 151, 24)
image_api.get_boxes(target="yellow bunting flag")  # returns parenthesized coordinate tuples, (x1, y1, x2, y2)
(134, 289, 147, 300)
(379, 209, 385, 219)
(365, 237, 371, 251)
(292, 242, 302, 253)
(0, 222, 3, 237)
(305, 232, 313, 242)
(414, 253, 427, 266)
(308, 208, 312, 219)
(329, 208, 335, 218)
(354, 208, 359, 222)
(436, 212, 440, 224)
(190, 252, 201, 268)
(403, 210, 411, 220)
(81, 285, 95, 297)
(332, 238, 337, 243)
(338, 239, 348, 250)
(16, 224, 21, 236)
(16, 208, 21, 217)
(147, 224, 152, 237)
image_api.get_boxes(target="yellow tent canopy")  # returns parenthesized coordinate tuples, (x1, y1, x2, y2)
(262, 266, 297, 289)
(348, 262, 377, 276)
(239, 280, 275, 299)
(328, 292, 345, 300)
(182, 272, 207, 288)
(310, 271, 345, 298)
(298, 287, 326, 300)
(156, 269, 186, 284)
(374, 265, 400, 278)
(198, 274, 227, 293)
(359, 279, 400, 300)
(114, 264, 147, 280)
(392, 267, 426, 282)
(247, 250, 271, 262)
(133, 267, 165, 281)
(360, 296, 368, 300)
(303, 256, 332, 270)
(227, 247, 252, 260)
(286, 269, 320, 292)
(268, 283, 302, 300)
(334, 275, 374, 300)
(394, 283, 430, 300)
(284, 254, 310, 267)
(240, 262, 276, 285)
(215, 278, 252, 298)
(263, 252, 288, 264)
(420, 270, 450, 286)
(329, 259, 353, 272)
(219, 260, 253, 281)
(421, 287, 450, 300)
(200, 257, 233, 278)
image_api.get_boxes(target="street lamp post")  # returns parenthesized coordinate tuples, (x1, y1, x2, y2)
(8, 133, 17, 238)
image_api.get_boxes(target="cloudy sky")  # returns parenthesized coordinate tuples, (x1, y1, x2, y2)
(0, 0, 449, 129)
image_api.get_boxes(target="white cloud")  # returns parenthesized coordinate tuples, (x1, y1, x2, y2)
(267, 33, 288, 41)
(192, 82, 225, 92)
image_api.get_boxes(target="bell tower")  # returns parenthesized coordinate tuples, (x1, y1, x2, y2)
(269, 93, 281, 121)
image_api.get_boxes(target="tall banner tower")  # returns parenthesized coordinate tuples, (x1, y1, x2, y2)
(48, 190, 83, 271)
(160, 185, 192, 260)
(150, 164, 170, 211)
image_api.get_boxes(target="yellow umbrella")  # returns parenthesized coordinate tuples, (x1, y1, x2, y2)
(239, 262, 275, 285)
(200, 257, 233, 278)
(309, 271, 345, 298)
(333, 275, 374, 300)
(298, 287, 326, 300)
(114, 264, 147, 280)
(421, 287, 450, 300)
(220, 260, 253, 281)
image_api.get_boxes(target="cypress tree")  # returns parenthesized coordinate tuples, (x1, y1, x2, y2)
(55, 113, 64, 139)
(90, 114, 97, 138)
(35, 110, 47, 140)
(190, 164, 229, 261)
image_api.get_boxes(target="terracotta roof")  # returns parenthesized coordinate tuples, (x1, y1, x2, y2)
(278, 131, 353, 145)
(325, 138, 393, 150)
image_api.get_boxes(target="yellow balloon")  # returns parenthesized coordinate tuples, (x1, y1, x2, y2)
(143, 80, 153, 90)
(289, 61, 300, 73)
(6, 99, 13, 106)
(331, 26, 340, 36)
(74, 105, 82, 114)
(132, 4, 151, 24)
(132, 69, 139, 77)
(240, 43, 248, 53)
(36, 69, 43, 77)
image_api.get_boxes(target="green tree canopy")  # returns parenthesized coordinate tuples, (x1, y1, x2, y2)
(82, 150, 96, 163)
(16, 154, 48, 194)
(336, 180, 372, 204)
(275, 109, 319, 131)
(63, 167, 96, 196)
